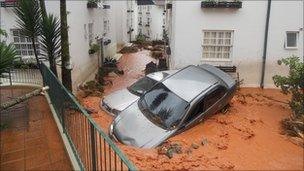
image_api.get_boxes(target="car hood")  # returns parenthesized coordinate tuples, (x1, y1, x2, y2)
(102, 89, 139, 111)
(112, 102, 174, 148)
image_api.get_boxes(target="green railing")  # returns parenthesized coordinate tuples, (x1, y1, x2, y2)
(40, 63, 136, 171)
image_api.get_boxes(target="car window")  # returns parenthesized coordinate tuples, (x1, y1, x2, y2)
(184, 86, 226, 125)
(184, 100, 204, 124)
(128, 77, 158, 96)
(204, 86, 226, 111)
(139, 83, 189, 130)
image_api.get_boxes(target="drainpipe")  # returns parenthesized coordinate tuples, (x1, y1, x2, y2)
(260, 0, 272, 88)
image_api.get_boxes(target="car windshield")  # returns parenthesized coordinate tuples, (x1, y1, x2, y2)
(128, 77, 157, 96)
(139, 83, 189, 130)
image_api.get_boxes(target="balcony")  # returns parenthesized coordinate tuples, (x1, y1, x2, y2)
(0, 0, 17, 8)
(201, 1, 242, 9)
(0, 63, 137, 170)
(0, 86, 72, 170)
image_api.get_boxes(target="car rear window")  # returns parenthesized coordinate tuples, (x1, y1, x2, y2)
(128, 77, 158, 96)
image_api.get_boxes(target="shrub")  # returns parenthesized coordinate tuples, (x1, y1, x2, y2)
(151, 51, 163, 59)
(13, 61, 39, 69)
(87, 0, 99, 8)
(135, 34, 146, 44)
(104, 58, 118, 68)
(88, 43, 100, 55)
(119, 46, 138, 54)
(152, 40, 165, 46)
(273, 56, 304, 138)
(79, 80, 103, 97)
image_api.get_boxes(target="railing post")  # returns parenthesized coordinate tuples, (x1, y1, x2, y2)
(62, 104, 66, 134)
(8, 68, 12, 86)
(90, 123, 97, 171)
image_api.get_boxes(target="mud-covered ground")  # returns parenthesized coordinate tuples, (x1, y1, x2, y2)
(79, 51, 304, 170)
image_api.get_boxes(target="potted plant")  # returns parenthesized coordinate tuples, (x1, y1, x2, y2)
(87, 0, 98, 8)
(88, 43, 100, 54)
(201, 0, 217, 8)
(201, 0, 242, 8)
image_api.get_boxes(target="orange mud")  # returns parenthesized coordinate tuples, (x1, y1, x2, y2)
(79, 51, 304, 170)
(103, 50, 157, 95)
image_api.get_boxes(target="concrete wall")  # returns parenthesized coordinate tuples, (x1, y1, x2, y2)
(169, 1, 303, 88)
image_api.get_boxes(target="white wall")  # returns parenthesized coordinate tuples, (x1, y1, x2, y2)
(150, 5, 164, 40)
(137, 5, 164, 40)
(0, 1, 123, 92)
(170, 1, 303, 88)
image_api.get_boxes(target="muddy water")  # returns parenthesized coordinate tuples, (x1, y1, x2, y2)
(80, 51, 304, 170)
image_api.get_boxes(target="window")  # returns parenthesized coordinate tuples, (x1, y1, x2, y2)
(88, 23, 94, 44)
(202, 30, 233, 60)
(128, 77, 158, 96)
(184, 86, 226, 125)
(285, 31, 298, 49)
(204, 86, 226, 110)
(139, 83, 189, 130)
(11, 29, 40, 57)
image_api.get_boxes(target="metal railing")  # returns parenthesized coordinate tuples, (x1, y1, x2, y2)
(0, 68, 43, 86)
(40, 63, 136, 171)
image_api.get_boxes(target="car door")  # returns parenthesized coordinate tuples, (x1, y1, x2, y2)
(179, 85, 227, 131)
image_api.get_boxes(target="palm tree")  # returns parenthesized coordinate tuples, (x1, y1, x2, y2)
(39, 0, 47, 18)
(60, 0, 72, 91)
(40, 14, 61, 77)
(14, 0, 41, 70)
(0, 42, 17, 77)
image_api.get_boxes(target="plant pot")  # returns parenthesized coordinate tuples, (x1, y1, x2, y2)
(87, 2, 97, 8)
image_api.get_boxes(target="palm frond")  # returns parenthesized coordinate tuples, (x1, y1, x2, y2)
(14, 0, 41, 38)
(40, 14, 61, 61)
(0, 42, 17, 77)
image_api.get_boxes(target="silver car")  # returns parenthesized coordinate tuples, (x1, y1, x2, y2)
(101, 70, 177, 116)
(109, 64, 236, 148)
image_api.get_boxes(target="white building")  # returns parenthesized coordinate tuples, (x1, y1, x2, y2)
(137, 4, 165, 40)
(0, 0, 128, 91)
(167, 0, 303, 88)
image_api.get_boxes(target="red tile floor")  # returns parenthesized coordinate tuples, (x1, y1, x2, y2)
(0, 86, 72, 170)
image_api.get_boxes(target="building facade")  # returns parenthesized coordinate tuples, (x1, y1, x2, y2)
(0, 0, 128, 91)
(137, 4, 165, 40)
(167, 0, 303, 88)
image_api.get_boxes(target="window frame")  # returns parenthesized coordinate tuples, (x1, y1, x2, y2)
(10, 29, 40, 58)
(201, 30, 234, 62)
(285, 31, 299, 49)
(182, 85, 227, 126)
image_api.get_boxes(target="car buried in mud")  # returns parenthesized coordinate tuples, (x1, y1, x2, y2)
(100, 70, 177, 116)
(109, 64, 237, 148)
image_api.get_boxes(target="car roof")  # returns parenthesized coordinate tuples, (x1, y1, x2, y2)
(147, 70, 177, 81)
(163, 65, 220, 102)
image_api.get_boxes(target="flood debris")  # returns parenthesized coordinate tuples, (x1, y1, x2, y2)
(119, 45, 139, 54)
(151, 51, 163, 59)
(191, 143, 200, 149)
(79, 81, 104, 97)
(158, 142, 183, 159)
(145, 61, 158, 75)
(201, 138, 208, 146)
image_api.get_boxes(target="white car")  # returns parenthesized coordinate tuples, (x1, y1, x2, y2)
(100, 70, 177, 116)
